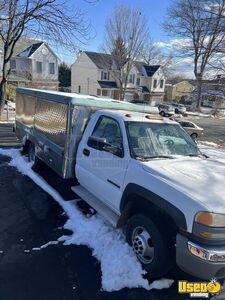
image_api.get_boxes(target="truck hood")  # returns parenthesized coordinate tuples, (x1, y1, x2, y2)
(142, 157, 225, 214)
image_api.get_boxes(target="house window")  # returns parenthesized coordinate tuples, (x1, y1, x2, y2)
(101, 71, 109, 80)
(78, 85, 81, 93)
(153, 79, 157, 88)
(160, 80, 164, 89)
(102, 89, 109, 97)
(10, 59, 16, 70)
(129, 74, 135, 84)
(36, 61, 42, 73)
(49, 63, 55, 75)
(136, 78, 140, 86)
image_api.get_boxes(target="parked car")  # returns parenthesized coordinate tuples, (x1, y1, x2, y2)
(172, 103, 187, 115)
(4, 101, 16, 111)
(178, 120, 204, 140)
(158, 104, 175, 116)
(16, 88, 225, 281)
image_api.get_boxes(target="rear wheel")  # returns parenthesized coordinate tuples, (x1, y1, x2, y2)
(126, 214, 174, 278)
(28, 143, 35, 163)
(28, 143, 43, 170)
(160, 111, 165, 117)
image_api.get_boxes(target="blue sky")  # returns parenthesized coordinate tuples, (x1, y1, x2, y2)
(56, 0, 171, 64)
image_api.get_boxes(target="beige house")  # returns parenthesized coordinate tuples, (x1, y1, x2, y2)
(165, 80, 194, 102)
(0, 38, 59, 90)
(71, 51, 166, 104)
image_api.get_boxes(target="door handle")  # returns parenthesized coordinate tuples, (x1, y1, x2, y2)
(83, 148, 90, 156)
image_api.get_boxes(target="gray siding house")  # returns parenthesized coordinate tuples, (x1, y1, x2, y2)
(0, 38, 59, 90)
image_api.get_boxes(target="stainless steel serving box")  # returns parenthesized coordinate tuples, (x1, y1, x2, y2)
(16, 88, 158, 179)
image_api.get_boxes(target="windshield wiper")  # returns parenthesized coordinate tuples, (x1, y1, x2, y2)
(188, 154, 208, 158)
(140, 155, 175, 161)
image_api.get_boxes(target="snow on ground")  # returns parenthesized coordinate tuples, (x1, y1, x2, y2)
(0, 148, 174, 292)
(199, 142, 225, 160)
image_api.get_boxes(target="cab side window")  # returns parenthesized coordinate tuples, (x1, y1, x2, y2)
(91, 116, 124, 157)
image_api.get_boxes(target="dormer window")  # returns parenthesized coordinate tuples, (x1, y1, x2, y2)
(101, 71, 109, 80)
(129, 74, 135, 84)
(36, 61, 43, 73)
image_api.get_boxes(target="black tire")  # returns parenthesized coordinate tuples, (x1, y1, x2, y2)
(126, 214, 174, 278)
(28, 143, 35, 163)
(191, 133, 198, 141)
(160, 111, 165, 117)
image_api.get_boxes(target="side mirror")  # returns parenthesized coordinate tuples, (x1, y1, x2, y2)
(87, 136, 108, 151)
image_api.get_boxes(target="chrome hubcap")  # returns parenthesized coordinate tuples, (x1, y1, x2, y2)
(132, 226, 154, 264)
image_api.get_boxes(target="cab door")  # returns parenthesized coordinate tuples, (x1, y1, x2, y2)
(76, 114, 130, 212)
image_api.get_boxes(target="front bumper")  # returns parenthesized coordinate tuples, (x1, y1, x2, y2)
(176, 234, 225, 279)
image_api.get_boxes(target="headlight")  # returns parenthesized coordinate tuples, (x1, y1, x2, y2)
(194, 212, 225, 239)
(195, 212, 225, 227)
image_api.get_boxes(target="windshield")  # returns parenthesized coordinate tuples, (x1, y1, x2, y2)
(125, 121, 201, 160)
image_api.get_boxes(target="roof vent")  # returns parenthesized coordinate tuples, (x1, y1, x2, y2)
(125, 113, 132, 118)
(145, 114, 163, 120)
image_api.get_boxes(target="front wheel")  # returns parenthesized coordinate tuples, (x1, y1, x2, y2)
(126, 214, 174, 278)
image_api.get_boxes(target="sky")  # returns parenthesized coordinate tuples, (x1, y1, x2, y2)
(55, 0, 171, 65)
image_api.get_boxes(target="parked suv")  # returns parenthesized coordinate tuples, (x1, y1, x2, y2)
(158, 104, 175, 117)
(172, 103, 187, 115)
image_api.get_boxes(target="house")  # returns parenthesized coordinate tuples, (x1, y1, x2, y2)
(0, 37, 59, 90)
(165, 80, 194, 102)
(71, 51, 166, 104)
(71, 51, 119, 99)
(193, 76, 225, 109)
(125, 61, 166, 104)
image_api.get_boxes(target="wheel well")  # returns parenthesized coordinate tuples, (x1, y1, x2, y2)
(191, 132, 198, 137)
(118, 194, 178, 237)
(22, 139, 32, 155)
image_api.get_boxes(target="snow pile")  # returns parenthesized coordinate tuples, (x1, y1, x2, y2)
(32, 241, 59, 251)
(0, 148, 174, 292)
(199, 143, 225, 160)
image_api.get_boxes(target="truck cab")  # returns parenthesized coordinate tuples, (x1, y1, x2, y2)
(75, 109, 225, 279)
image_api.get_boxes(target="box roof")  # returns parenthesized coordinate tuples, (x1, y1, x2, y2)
(16, 88, 159, 114)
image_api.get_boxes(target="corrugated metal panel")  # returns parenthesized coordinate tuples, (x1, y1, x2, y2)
(34, 99, 67, 147)
(16, 93, 36, 127)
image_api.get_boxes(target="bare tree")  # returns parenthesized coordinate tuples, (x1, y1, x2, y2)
(103, 6, 149, 100)
(163, 0, 225, 109)
(139, 37, 173, 77)
(0, 0, 94, 117)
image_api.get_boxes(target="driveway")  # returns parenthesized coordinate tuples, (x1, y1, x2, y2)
(0, 149, 192, 300)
